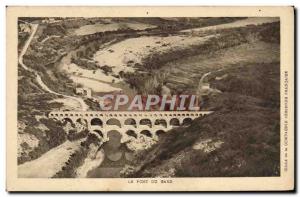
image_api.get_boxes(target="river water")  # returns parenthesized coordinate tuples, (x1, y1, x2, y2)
(86, 130, 135, 178)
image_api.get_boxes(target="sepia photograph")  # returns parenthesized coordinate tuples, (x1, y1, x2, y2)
(6, 6, 294, 191)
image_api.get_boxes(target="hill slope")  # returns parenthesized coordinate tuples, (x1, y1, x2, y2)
(122, 62, 280, 178)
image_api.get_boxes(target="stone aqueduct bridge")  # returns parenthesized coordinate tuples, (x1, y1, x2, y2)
(48, 111, 213, 142)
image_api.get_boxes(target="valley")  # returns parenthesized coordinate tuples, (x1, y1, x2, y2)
(17, 17, 280, 178)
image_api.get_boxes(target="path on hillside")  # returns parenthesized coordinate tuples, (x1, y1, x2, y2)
(18, 23, 88, 111)
(40, 35, 61, 43)
(197, 67, 226, 95)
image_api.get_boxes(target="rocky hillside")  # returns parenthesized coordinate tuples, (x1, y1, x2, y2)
(121, 22, 280, 178)
(122, 61, 280, 177)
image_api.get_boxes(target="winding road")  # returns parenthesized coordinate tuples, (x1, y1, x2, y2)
(18, 23, 88, 111)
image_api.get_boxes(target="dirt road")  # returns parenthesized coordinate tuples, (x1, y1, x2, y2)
(18, 23, 88, 111)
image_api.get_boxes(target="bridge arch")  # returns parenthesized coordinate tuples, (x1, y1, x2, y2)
(62, 118, 74, 126)
(154, 119, 167, 128)
(170, 118, 180, 126)
(156, 130, 166, 137)
(106, 118, 121, 128)
(91, 118, 103, 127)
(124, 118, 137, 127)
(139, 119, 152, 128)
(126, 130, 138, 138)
(93, 129, 104, 138)
(140, 130, 152, 137)
(182, 118, 193, 125)
(76, 118, 88, 126)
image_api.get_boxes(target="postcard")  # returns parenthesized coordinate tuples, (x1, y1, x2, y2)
(6, 6, 294, 191)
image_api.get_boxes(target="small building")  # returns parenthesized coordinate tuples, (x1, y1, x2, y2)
(75, 87, 92, 98)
